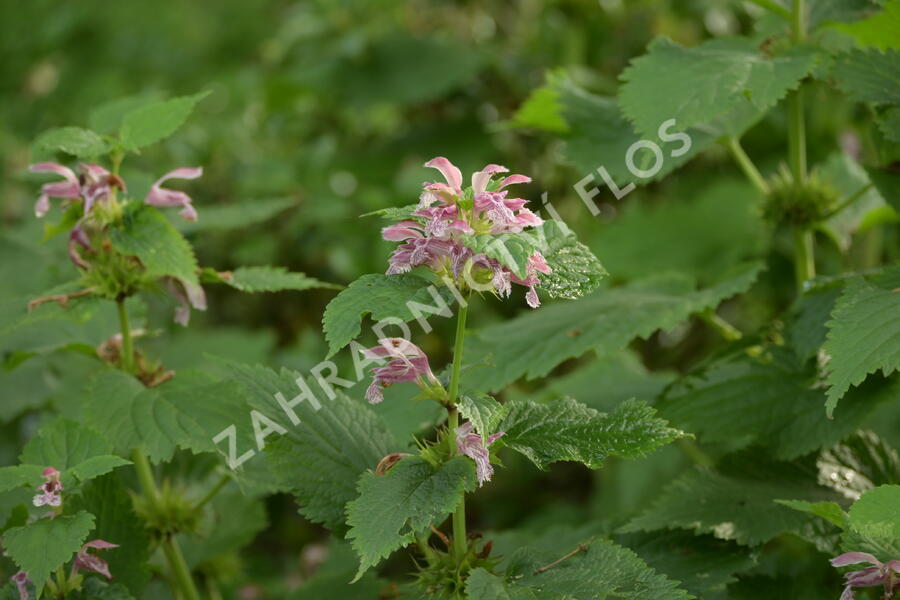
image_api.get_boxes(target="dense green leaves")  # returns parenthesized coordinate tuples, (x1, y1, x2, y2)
(462, 261, 763, 393)
(832, 48, 900, 105)
(619, 37, 817, 137)
(848, 485, 900, 540)
(345, 456, 476, 579)
(119, 92, 209, 150)
(3, 511, 95, 597)
(500, 397, 683, 470)
(823, 274, 900, 414)
(109, 205, 199, 285)
(458, 394, 507, 438)
(34, 127, 108, 158)
(322, 273, 453, 357)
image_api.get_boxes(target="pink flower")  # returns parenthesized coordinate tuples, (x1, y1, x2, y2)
(362, 338, 441, 404)
(456, 421, 504, 486)
(74, 539, 119, 580)
(29, 163, 81, 218)
(33, 466, 63, 509)
(10, 571, 30, 600)
(79, 164, 121, 213)
(163, 277, 207, 326)
(831, 552, 900, 600)
(424, 157, 463, 198)
(145, 167, 203, 221)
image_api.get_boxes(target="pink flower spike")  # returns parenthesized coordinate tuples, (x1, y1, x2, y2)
(74, 539, 118, 580)
(456, 421, 504, 486)
(146, 167, 203, 221)
(830, 551, 900, 599)
(29, 163, 81, 218)
(424, 157, 462, 193)
(11, 571, 30, 600)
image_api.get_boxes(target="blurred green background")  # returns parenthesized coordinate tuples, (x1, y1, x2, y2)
(2, 1, 894, 597)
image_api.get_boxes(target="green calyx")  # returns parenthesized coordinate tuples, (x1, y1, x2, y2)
(763, 165, 839, 227)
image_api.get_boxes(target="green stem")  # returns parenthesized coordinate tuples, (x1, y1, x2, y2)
(745, 0, 791, 19)
(447, 300, 470, 562)
(116, 298, 135, 374)
(726, 137, 769, 195)
(131, 450, 160, 508)
(824, 183, 874, 220)
(789, 0, 813, 290)
(793, 228, 815, 289)
(193, 473, 231, 512)
(699, 309, 742, 342)
(161, 536, 200, 600)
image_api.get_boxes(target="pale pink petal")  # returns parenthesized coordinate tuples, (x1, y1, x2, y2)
(471, 164, 508, 195)
(831, 553, 880, 567)
(34, 195, 51, 218)
(525, 286, 540, 308)
(383, 221, 424, 241)
(83, 539, 119, 550)
(498, 174, 531, 189)
(424, 157, 462, 191)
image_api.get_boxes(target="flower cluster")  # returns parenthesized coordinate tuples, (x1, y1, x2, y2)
(362, 338, 442, 404)
(383, 157, 550, 308)
(29, 162, 206, 325)
(32, 466, 63, 509)
(831, 552, 900, 600)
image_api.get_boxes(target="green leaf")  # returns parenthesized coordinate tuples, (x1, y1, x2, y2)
(0, 465, 43, 493)
(775, 500, 848, 528)
(848, 484, 900, 540)
(206, 266, 341, 292)
(89, 93, 163, 135)
(119, 91, 210, 150)
(360, 203, 419, 221)
(865, 165, 900, 213)
(878, 105, 900, 141)
(823, 273, 900, 415)
(619, 36, 817, 137)
(216, 360, 400, 532)
(34, 126, 109, 158)
(500, 397, 683, 470)
(621, 455, 842, 546)
(832, 48, 900, 105)
(20, 418, 130, 486)
(345, 456, 476, 579)
(68, 474, 151, 595)
(3, 511, 95, 597)
(511, 80, 570, 133)
(471, 538, 692, 600)
(462, 261, 763, 393)
(109, 204, 199, 285)
(458, 394, 507, 438)
(539, 221, 607, 300)
(462, 231, 544, 280)
(833, 1, 900, 50)
(69, 579, 135, 600)
(322, 273, 454, 358)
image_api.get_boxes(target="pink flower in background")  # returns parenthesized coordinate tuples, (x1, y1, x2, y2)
(831, 552, 900, 600)
(74, 539, 119, 580)
(33, 466, 63, 508)
(10, 571, 30, 600)
(362, 338, 440, 404)
(29, 163, 81, 218)
(456, 421, 504, 485)
(145, 167, 203, 221)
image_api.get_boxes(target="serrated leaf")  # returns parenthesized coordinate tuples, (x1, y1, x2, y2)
(322, 273, 454, 358)
(823, 273, 900, 415)
(119, 91, 209, 150)
(833, 2, 900, 50)
(361, 203, 419, 221)
(511, 81, 570, 133)
(214, 360, 400, 532)
(619, 36, 817, 137)
(109, 204, 199, 285)
(539, 221, 607, 300)
(34, 126, 109, 158)
(207, 266, 340, 293)
(89, 93, 163, 135)
(832, 48, 900, 105)
(621, 455, 842, 546)
(848, 484, 900, 540)
(3, 511, 95, 598)
(20, 418, 130, 487)
(500, 397, 683, 470)
(473, 538, 693, 600)
(0, 465, 43, 493)
(345, 456, 476, 579)
(462, 261, 763, 394)
(458, 395, 507, 438)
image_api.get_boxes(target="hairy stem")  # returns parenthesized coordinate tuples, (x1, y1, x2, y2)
(699, 308, 743, 342)
(116, 298, 135, 374)
(161, 536, 200, 600)
(789, 0, 813, 290)
(726, 137, 769, 195)
(447, 299, 470, 562)
(193, 473, 231, 512)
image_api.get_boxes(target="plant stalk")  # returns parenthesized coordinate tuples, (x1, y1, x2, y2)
(161, 535, 200, 600)
(726, 137, 769, 195)
(116, 298, 135, 373)
(193, 473, 231, 512)
(447, 299, 470, 562)
(789, 0, 813, 290)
